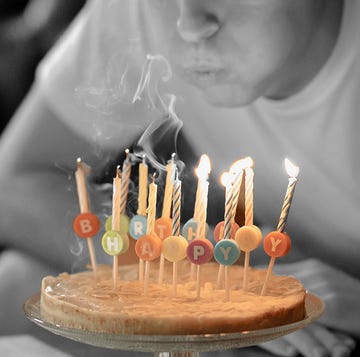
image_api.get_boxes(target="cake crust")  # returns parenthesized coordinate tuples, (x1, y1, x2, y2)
(40, 261, 306, 335)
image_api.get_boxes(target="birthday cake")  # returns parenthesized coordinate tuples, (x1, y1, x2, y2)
(40, 260, 306, 335)
(39, 154, 306, 335)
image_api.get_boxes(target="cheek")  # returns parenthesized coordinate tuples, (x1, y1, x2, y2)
(146, 4, 179, 53)
(226, 20, 296, 84)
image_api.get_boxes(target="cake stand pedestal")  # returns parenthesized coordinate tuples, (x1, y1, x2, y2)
(24, 293, 324, 357)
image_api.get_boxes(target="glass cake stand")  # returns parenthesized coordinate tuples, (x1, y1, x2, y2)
(24, 293, 324, 357)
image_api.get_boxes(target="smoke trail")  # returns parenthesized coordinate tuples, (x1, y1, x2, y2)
(132, 55, 184, 174)
(75, 39, 143, 115)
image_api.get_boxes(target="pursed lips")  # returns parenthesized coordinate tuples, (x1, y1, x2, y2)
(181, 62, 226, 84)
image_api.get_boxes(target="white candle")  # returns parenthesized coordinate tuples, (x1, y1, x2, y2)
(162, 153, 176, 219)
(220, 172, 234, 240)
(147, 174, 158, 235)
(112, 167, 122, 232)
(244, 159, 254, 226)
(138, 155, 148, 216)
(229, 158, 247, 220)
(74, 158, 97, 272)
(195, 155, 211, 239)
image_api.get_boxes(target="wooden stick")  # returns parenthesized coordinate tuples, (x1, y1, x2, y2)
(196, 265, 201, 300)
(113, 255, 119, 289)
(144, 261, 151, 295)
(225, 265, 230, 302)
(216, 264, 224, 289)
(158, 254, 165, 284)
(172, 261, 178, 298)
(139, 259, 144, 281)
(243, 251, 250, 291)
(261, 256, 276, 296)
(190, 262, 196, 281)
(87, 239, 97, 274)
(75, 158, 97, 273)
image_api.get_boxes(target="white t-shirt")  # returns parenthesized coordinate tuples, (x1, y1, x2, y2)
(37, 0, 360, 278)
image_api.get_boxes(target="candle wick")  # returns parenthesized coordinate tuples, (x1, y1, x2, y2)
(116, 166, 122, 178)
(76, 157, 91, 175)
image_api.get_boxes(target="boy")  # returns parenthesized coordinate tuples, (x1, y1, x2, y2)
(0, 1, 358, 356)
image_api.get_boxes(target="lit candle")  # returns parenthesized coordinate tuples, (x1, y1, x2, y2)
(189, 155, 212, 280)
(120, 149, 132, 215)
(244, 158, 254, 226)
(194, 155, 211, 223)
(74, 158, 98, 273)
(194, 155, 211, 299)
(195, 154, 211, 240)
(243, 157, 254, 291)
(260, 158, 299, 296)
(229, 158, 247, 219)
(216, 172, 233, 289)
(221, 172, 235, 240)
(276, 158, 300, 232)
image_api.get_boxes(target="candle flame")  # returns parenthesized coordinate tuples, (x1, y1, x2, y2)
(195, 154, 211, 180)
(220, 172, 233, 188)
(243, 156, 254, 168)
(285, 158, 300, 178)
(229, 156, 252, 174)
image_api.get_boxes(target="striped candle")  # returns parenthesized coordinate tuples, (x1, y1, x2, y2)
(120, 149, 132, 215)
(276, 159, 299, 232)
(171, 171, 182, 236)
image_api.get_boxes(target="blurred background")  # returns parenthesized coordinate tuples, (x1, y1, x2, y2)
(0, 0, 86, 133)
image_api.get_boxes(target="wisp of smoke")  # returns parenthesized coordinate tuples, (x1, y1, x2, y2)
(132, 55, 185, 175)
(75, 39, 143, 115)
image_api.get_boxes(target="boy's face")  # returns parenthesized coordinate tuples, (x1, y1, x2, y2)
(146, 0, 325, 107)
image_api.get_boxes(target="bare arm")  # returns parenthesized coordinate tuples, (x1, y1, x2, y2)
(0, 83, 122, 270)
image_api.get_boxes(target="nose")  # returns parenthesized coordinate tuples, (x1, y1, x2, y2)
(176, 0, 220, 43)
